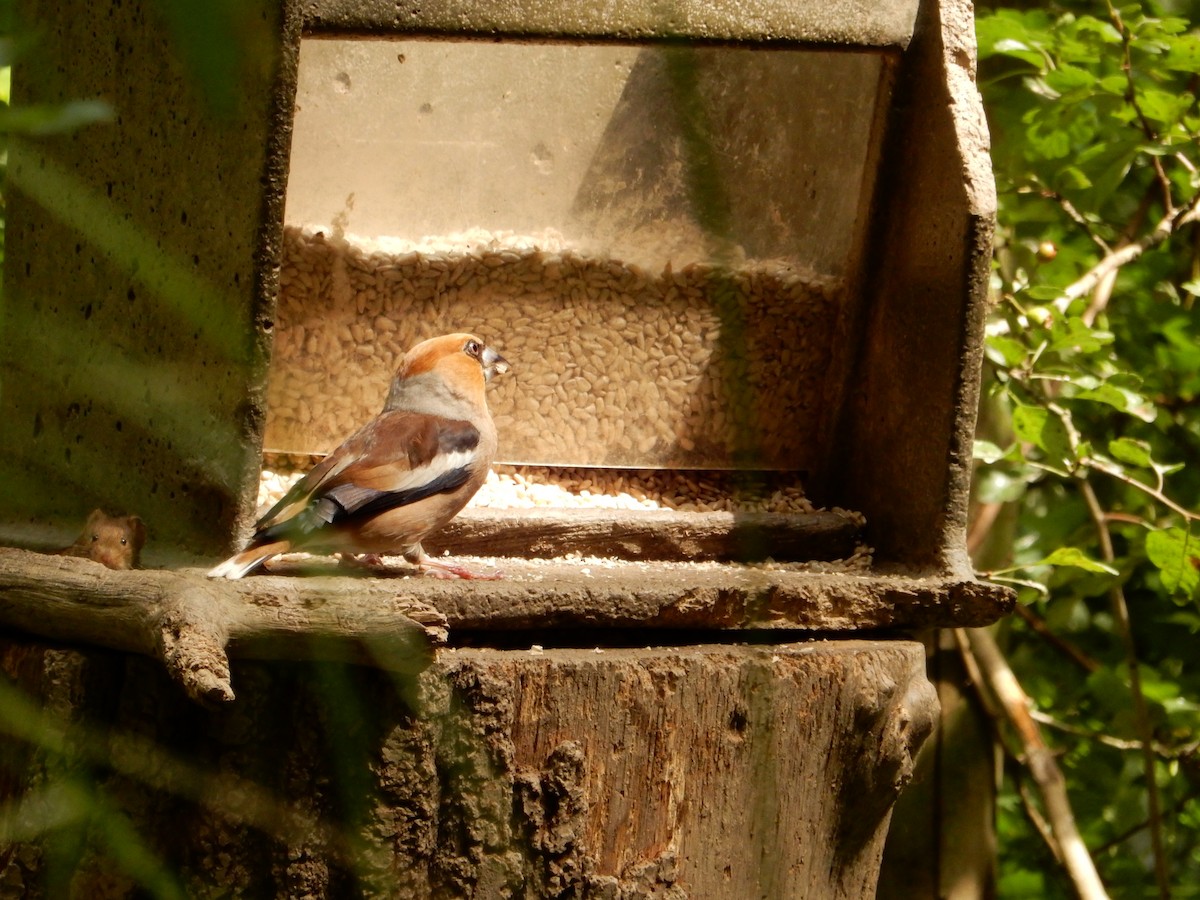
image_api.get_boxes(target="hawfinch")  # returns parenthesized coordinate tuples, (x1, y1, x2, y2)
(208, 333, 508, 580)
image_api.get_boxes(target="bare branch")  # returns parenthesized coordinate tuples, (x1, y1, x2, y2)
(991, 190, 1200, 339)
(1106, 2, 1175, 212)
(1031, 709, 1200, 759)
(1041, 184, 1111, 253)
(1083, 456, 1199, 522)
(1061, 192, 1200, 306)
(1017, 776, 1064, 862)
(967, 501, 1006, 557)
(1012, 604, 1101, 673)
(1079, 478, 1170, 899)
(963, 627, 1110, 900)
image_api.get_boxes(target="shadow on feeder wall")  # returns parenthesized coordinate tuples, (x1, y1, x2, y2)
(0, 151, 258, 560)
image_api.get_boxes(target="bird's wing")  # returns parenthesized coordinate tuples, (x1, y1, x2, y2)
(254, 411, 482, 543)
(254, 448, 351, 530)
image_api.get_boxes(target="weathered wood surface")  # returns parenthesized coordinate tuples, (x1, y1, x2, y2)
(0, 547, 446, 705)
(431, 507, 863, 562)
(0, 638, 938, 898)
(237, 555, 1013, 632)
(0, 547, 1011, 705)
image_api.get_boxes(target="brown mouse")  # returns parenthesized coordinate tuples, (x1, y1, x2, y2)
(58, 509, 146, 570)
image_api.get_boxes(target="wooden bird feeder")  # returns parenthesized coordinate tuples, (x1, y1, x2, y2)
(0, 0, 1010, 895)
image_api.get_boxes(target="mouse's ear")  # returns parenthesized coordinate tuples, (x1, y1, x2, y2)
(127, 517, 147, 548)
(85, 509, 107, 527)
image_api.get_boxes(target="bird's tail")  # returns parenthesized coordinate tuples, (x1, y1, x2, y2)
(206, 540, 291, 579)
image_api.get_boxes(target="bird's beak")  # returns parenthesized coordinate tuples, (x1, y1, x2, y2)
(482, 346, 510, 382)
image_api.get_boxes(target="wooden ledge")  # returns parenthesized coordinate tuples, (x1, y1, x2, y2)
(0, 546, 1013, 705)
(431, 507, 863, 563)
(0, 548, 446, 707)
(253, 555, 1014, 631)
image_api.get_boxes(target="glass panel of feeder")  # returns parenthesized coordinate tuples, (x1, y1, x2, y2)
(271, 39, 891, 469)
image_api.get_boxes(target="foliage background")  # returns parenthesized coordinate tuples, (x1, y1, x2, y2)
(975, 0, 1200, 896)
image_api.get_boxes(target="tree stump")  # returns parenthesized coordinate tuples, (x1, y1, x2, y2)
(0, 636, 936, 897)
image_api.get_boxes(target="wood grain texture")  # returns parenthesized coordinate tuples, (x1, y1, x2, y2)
(430, 507, 863, 562)
(0, 547, 446, 705)
(0, 638, 937, 898)
(0, 546, 1011, 704)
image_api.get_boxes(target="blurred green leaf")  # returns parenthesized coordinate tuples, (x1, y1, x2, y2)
(1033, 546, 1120, 575)
(1073, 383, 1157, 422)
(987, 334, 1031, 367)
(0, 99, 112, 134)
(974, 439, 1009, 463)
(1012, 404, 1075, 466)
(1145, 527, 1200, 597)
(1108, 436, 1155, 469)
(1164, 35, 1200, 71)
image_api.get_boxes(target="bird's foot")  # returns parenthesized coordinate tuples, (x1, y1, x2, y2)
(417, 554, 503, 581)
(338, 553, 385, 571)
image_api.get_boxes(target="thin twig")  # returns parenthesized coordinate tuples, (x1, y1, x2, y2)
(1012, 603, 1101, 673)
(1084, 456, 1199, 522)
(963, 627, 1110, 900)
(991, 189, 1200, 339)
(1030, 710, 1200, 758)
(967, 501, 1006, 556)
(1092, 788, 1200, 856)
(1084, 179, 1155, 327)
(1106, 2, 1175, 213)
(1079, 478, 1170, 899)
(1042, 184, 1111, 253)
(1061, 191, 1200, 307)
(1017, 775, 1064, 862)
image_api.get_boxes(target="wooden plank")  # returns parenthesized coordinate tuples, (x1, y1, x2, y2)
(303, 0, 921, 48)
(0, 545, 1011, 700)
(430, 507, 863, 563)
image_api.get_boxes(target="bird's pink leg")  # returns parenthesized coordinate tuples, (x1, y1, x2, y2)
(415, 551, 503, 581)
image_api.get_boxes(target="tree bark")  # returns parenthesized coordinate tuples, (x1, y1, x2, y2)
(0, 638, 937, 898)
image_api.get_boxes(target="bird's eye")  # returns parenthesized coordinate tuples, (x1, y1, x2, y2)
(465, 340, 481, 357)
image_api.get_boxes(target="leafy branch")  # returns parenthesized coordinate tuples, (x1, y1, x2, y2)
(957, 627, 1110, 900)
(974, 4, 1200, 896)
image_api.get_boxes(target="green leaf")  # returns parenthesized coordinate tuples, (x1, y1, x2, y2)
(1023, 285, 1064, 301)
(1145, 527, 1200, 597)
(1012, 404, 1074, 466)
(973, 440, 1008, 464)
(974, 468, 1031, 504)
(1165, 35, 1200, 72)
(1056, 165, 1093, 190)
(1073, 383, 1158, 422)
(1165, 611, 1200, 632)
(1137, 88, 1193, 126)
(1025, 118, 1073, 159)
(1097, 74, 1128, 95)
(1033, 546, 1119, 575)
(1044, 65, 1096, 93)
(1048, 320, 1114, 356)
(986, 335, 1029, 368)
(1108, 437, 1154, 469)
